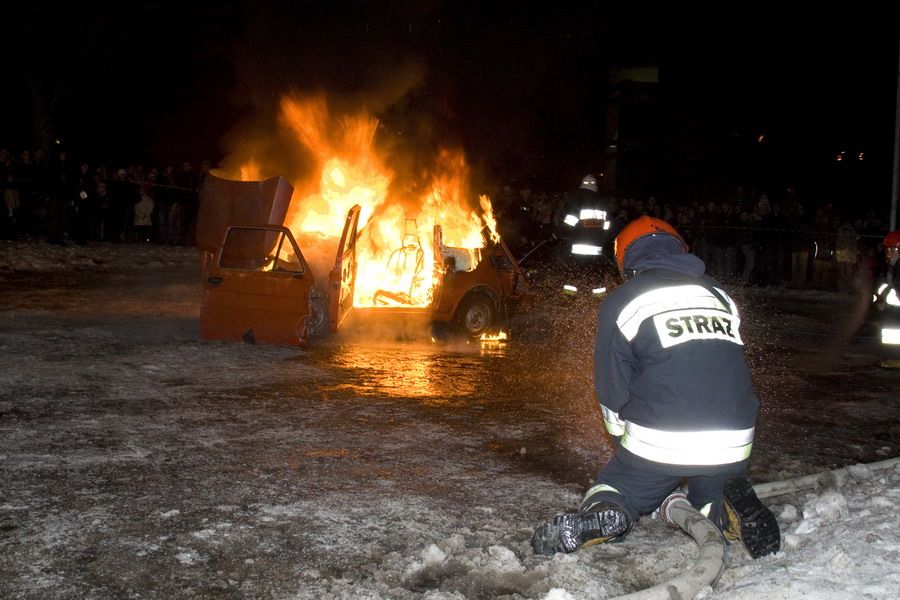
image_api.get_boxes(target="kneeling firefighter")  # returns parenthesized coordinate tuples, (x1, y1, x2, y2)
(532, 216, 780, 558)
(873, 230, 900, 368)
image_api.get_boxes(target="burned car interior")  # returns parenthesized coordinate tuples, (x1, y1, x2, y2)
(197, 174, 529, 346)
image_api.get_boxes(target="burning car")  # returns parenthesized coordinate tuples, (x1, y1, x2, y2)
(196, 173, 529, 346)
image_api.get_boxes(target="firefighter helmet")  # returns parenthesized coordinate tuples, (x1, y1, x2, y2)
(579, 174, 598, 193)
(884, 230, 900, 249)
(614, 215, 688, 272)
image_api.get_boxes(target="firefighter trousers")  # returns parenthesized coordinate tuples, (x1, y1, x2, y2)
(586, 443, 749, 521)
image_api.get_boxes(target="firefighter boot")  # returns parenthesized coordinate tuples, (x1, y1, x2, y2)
(531, 502, 632, 556)
(718, 476, 781, 558)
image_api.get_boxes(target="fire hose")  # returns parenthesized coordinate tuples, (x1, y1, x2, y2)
(607, 455, 900, 600)
(610, 497, 725, 600)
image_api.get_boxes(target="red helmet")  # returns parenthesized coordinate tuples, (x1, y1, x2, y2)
(614, 215, 688, 272)
(884, 230, 900, 249)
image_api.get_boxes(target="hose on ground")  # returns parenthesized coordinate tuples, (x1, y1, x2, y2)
(605, 456, 900, 600)
(611, 498, 725, 600)
(754, 455, 900, 499)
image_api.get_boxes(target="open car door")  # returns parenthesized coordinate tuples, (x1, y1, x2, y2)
(329, 205, 361, 332)
(431, 224, 445, 308)
(200, 225, 316, 346)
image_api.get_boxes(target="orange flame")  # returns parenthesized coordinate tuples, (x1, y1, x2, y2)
(233, 92, 497, 309)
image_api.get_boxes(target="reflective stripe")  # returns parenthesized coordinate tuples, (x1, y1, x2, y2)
(572, 243, 603, 256)
(887, 289, 900, 307)
(621, 422, 754, 465)
(616, 285, 734, 342)
(564, 214, 579, 226)
(603, 221, 611, 230)
(883, 327, 900, 345)
(700, 502, 713, 517)
(580, 208, 607, 220)
(562, 284, 578, 295)
(581, 483, 621, 508)
(583, 483, 620, 497)
(602, 403, 626, 436)
(874, 284, 900, 307)
(592, 287, 607, 296)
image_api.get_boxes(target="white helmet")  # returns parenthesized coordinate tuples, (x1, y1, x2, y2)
(579, 174, 598, 192)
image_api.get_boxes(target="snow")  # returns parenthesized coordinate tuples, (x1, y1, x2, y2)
(1, 239, 899, 599)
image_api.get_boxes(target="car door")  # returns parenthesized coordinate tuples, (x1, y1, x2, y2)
(431, 224, 445, 308)
(329, 205, 361, 332)
(200, 225, 316, 346)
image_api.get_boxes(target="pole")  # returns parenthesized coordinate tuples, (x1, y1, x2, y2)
(891, 27, 900, 231)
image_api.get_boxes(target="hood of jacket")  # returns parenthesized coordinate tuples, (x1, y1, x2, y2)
(622, 233, 706, 278)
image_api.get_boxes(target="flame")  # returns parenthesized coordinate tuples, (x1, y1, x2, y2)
(480, 330, 508, 343)
(239, 159, 262, 182)
(231, 93, 497, 309)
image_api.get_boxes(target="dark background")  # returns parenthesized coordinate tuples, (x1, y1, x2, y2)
(3, 2, 899, 214)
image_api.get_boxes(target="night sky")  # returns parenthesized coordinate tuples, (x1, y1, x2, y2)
(4, 2, 899, 212)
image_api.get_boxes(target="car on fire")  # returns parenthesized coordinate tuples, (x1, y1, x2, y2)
(195, 174, 530, 346)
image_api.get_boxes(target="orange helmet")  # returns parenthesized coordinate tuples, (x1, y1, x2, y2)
(884, 230, 900, 249)
(614, 215, 688, 272)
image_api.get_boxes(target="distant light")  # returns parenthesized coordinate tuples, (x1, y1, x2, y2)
(858, 152, 865, 161)
(757, 134, 765, 143)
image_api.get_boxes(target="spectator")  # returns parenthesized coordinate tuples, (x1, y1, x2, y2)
(46, 150, 74, 245)
(133, 186, 155, 243)
(835, 218, 860, 293)
(72, 162, 95, 245)
(3, 174, 21, 239)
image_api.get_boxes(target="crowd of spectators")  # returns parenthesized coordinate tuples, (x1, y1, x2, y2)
(493, 183, 892, 294)
(1, 147, 209, 248)
(2, 145, 893, 294)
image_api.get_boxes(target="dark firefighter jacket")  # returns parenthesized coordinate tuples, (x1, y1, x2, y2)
(874, 260, 900, 352)
(559, 188, 611, 253)
(594, 234, 759, 467)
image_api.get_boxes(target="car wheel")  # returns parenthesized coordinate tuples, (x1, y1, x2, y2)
(455, 294, 496, 339)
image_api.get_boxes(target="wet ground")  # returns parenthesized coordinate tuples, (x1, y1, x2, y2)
(1, 244, 898, 598)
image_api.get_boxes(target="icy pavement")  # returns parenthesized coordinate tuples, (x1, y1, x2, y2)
(1, 240, 899, 599)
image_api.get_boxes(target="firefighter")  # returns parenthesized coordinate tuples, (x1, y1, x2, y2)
(874, 230, 900, 368)
(532, 216, 780, 559)
(558, 174, 614, 295)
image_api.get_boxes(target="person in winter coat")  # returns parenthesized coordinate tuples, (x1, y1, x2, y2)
(133, 187, 155, 243)
(532, 216, 780, 559)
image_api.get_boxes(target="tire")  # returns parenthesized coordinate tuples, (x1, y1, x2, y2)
(454, 294, 496, 339)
